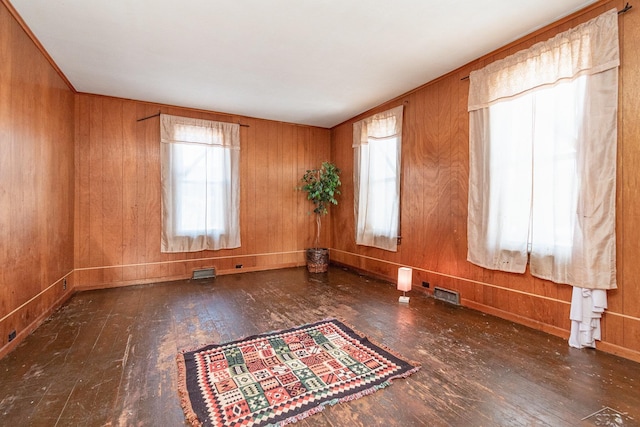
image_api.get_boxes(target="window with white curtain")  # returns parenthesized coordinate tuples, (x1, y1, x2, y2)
(353, 105, 403, 252)
(467, 9, 619, 290)
(485, 76, 586, 256)
(160, 114, 240, 253)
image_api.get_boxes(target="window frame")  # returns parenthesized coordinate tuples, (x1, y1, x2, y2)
(160, 114, 241, 253)
(466, 9, 619, 289)
(352, 105, 404, 252)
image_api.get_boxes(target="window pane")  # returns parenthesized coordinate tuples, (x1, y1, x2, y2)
(161, 114, 241, 252)
(172, 144, 228, 237)
(485, 77, 585, 256)
(367, 137, 398, 233)
(487, 95, 533, 252)
(530, 77, 585, 255)
(353, 106, 403, 251)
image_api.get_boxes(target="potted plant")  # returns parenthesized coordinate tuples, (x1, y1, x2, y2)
(300, 161, 341, 273)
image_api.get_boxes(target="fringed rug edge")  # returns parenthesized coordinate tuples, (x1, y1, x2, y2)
(176, 317, 421, 427)
(336, 317, 423, 370)
(176, 352, 203, 427)
(272, 364, 421, 427)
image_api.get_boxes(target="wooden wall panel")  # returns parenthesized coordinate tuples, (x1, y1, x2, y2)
(450, 70, 468, 282)
(402, 94, 420, 269)
(74, 95, 331, 289)
(436, 77, 454, 275)
(620, 0, 640, 322)
(253, 119, 271, 255)
(330, 0, 640, 362)
(422, 85, 440, 272)
(296, 127, 309, 249)
(0, 1, 75, 358)
(3, 0, 636, 364)
(0, 8, 11, 325)
(121, 101, 139, 280)
(243, 121, 257, 258)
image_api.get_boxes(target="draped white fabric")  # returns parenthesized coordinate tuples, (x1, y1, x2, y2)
(569, 287, 607, 348)
(160, 114, 240, 252)
(353, 105, 403, 252)
(467, 9, 620, 110)
(467, 9, 619, 290)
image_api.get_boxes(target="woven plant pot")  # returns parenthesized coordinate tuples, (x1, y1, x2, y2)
(306, 248, 329, 273)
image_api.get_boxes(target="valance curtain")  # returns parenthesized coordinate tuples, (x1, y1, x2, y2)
(160, 114, 240, 252)
(467, 9, 619, 291)
(353, 105, 403, 251)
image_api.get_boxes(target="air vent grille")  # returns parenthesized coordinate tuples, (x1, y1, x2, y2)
(192, 268, 216, 280)
(433, 287, 460, 305)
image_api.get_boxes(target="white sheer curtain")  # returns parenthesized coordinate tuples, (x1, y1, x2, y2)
(160, 114, 240, 252)
(467, 9, 619, 291)
(353, 105, 403, 251)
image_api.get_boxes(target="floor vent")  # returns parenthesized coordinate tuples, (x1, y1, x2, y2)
(433, 287, 460, 305)
(192, 268, 216, 280)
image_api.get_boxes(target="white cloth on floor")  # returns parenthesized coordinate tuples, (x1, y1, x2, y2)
(569, 287, 607, 349)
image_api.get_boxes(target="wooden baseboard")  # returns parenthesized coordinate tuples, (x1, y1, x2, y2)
(462, 299, 571, 339)
(74, 261, 306, 292)
(596, 341, 640, 364)
(331, 251, 640, 363)
(4, 259, 639, 365)
(0, 287, 75, 360)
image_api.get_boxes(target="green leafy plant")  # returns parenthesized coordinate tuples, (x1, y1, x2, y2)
(300, 161, 341, 248)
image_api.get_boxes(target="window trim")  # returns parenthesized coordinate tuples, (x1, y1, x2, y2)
(160, 114, 241, 253)
(352, 105, 404, 252)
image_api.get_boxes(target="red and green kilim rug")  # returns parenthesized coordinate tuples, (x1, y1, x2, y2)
(176, 318, 420, 426)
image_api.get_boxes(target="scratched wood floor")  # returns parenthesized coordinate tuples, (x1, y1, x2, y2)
(1, 266, 639, 426)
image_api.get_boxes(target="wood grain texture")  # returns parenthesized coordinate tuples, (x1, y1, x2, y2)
(73, 94, 331, 289)
(1, 267, 639, 425)
(2, 0, 638, 365)
(0, 1, 75, 356)
(329, 0, 640, 361)
(619, 0, 640, 324)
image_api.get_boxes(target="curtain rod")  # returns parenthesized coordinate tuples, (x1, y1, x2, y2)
(136, 111, 250, 127)
(137, 112, 161, 122)
(619, 2, 632, 14)
(460, 4, 632, 82)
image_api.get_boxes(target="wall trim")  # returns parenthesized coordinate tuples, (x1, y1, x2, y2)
(597, 341, 640, 364)
(74, 262, 306, 292)
(0, 273, 74, 359)
(74, 250, 306, 272)
(2, 259, 639, 363)
(0, 271, 73, 324)
(329, 249, 640, 324)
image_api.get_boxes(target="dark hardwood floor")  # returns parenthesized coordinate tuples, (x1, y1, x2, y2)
(1, 266, 638, 426)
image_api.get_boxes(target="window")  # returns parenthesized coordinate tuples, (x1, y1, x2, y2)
(353, 105, 403, 251)
(160, 114, 240, 252)
(467, 9, 619, 290)
(485, 77, 586, 257)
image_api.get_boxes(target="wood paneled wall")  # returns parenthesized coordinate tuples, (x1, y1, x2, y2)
(74, 95, 331, 290)
(0, 1, 75, 357)
(3, 0, 638, 364)
(330, 0, 640, 362)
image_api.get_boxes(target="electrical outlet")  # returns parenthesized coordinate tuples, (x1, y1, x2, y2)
(422, 281, 430, 288)
(235, 264, 243, 269)
(8, 330, 16, 342)
(63, 278, 67, 290)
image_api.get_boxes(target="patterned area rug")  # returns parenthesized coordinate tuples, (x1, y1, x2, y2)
(177, 318, 420, 426)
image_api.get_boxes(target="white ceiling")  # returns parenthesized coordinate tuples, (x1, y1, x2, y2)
(10, 0, 599, 128)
